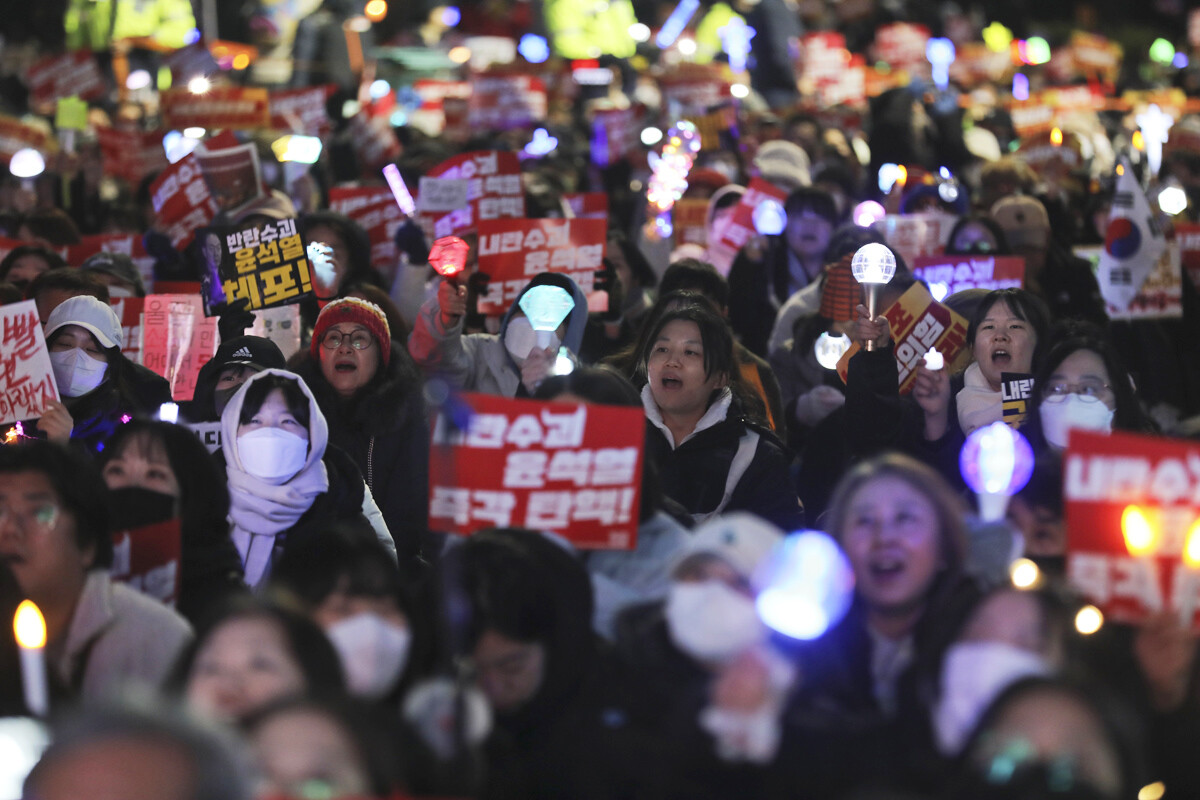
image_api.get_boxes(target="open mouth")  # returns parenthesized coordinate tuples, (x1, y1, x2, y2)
(991, 349, 1012, 368)
(868, 555, 906, 583)
(334, 361, 357, 374)
(660, 375, 682, 389)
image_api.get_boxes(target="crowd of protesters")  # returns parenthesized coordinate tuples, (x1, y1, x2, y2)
(3, 0, 1200, 798)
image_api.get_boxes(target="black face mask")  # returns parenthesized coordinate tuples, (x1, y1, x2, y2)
(214, 385, 240, 416)
(106, 487, 179, 532)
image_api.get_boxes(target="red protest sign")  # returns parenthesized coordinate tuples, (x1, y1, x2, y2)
(411, 79, 472, 135)
(660, 64, 732, 114)
(140, 294, 218, 401)
(717, 178, 788, 252)
(835, 282, 970, 394)
(0, 115, 49, 166)
(110, 519, 182, 607)
(430, 393, 643, 549)
(1177, 224, 1200, 290)
(798, 32, 849, 85)
(911, 255, 1025, 299)
(590, 106, 643, 167)
(96, 126, 169, 185)
(328, 186, 404, 271)
(563, 192, 609, 219)
(25, 52, 106, 107)
(161, 87, 271, 131)
(476, 218, 607, 315)
(871, 22, 931, 75)
(0, 301, 60, 427)
(268, 85, 333, 136)
(469, 73, 547, 131)
(150, 153, 219, 251)
(1065, 429, 1200, 630)
(110, 297, 145, 364)
(418, 151, 524, 240)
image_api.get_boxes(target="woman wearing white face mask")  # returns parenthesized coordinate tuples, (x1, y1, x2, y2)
(1025, 324, 1156, 452)
(271, 525, 425, 703)
(36, 295, 171, 453)
(614, 513, 795, 795)
(220, 370, 394, 589)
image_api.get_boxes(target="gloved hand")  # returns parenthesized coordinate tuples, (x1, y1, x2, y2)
(793, 385, 845, 428)
(394, 218, 430, 264)
(218, 297, 256, 341)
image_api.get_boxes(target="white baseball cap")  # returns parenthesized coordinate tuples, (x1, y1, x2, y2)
(673, 512, 786, 588)
(44, 295, 123, 350)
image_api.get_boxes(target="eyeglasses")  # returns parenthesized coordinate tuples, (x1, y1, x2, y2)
(1043, 379, 1111, 403)
(0, 502, 60, 533)
(321, 330, 375, 351)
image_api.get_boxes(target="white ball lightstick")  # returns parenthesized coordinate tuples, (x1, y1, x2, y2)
(851, 243, 897, 352)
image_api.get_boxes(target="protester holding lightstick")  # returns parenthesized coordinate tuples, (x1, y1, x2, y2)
(408, 271, 589, 398)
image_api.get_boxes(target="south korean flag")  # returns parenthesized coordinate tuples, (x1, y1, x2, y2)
(1097, 159, 1167, 311)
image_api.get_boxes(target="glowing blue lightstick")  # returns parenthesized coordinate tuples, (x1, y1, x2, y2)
(959, 421, 1035, 522)
(756, 530, 855, 640)
(656, 0, 701, 48)
(718, 17, 756, 74)
(519, 285, 575, 349)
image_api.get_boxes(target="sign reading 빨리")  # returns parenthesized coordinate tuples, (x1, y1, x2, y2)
(429, 394, 644, 549)
(0, 301, 59, 427)
(475, 218, 607, 315)
(1066, 429, 1200, 630)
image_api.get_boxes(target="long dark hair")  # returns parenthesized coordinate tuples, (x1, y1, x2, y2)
(605, 289, 717, 384)
(99, 420, 230, 544)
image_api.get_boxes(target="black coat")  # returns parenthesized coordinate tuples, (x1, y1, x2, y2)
(294, 342, 432, 563)
(728, 236, 791, 359)
(31, 359, 172, 455)
(645, 409, 803, 531)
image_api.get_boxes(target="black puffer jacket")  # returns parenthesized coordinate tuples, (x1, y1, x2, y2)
(294, 341, 431, 562)
(644, 392, 803, 531)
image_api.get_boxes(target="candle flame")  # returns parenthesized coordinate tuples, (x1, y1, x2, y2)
(1184, 518, 1200, 569)
(14, 600, 46, 649)
(1121, 504, 1156, 557)
(1132, 130, 1145, 151)
(1050, 127, 1063, 146)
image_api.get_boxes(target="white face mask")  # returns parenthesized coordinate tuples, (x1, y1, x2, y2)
(1039, 395, 1114, 449)
(326, 612, 412, 699)
(504, 316, 559, 363)
(665, 580, 767, 664)
(49, 348, 108, 397)
(932, 641, 1051, 756)
(236, 427, 309, 483)
(107, 285, 135, 299)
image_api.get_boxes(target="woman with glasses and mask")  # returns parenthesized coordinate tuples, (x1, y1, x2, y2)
(1023, 322, 1156, 452)
(294, 298, 431, 569)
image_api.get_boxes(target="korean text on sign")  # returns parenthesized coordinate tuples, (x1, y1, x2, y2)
(835, 282, 970, 394)
(0, 301, 60, 427)
(1065, 429, 1200, 631)
(207, 219, 315, 312)
(476, 218, 607, 316)
(150, 153, 219, 251)
(417, 151, 525, 240)
(429, 394, 645, 550)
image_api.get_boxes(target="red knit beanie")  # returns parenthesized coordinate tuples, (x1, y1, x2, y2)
(311, 297, 392, 365)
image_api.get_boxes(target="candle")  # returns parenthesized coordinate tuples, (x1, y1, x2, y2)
(923, 348, 944, 371)
(14, 600, 48, 716)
